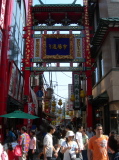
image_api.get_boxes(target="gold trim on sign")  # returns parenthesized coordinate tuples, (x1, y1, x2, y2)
(42, 34, 74, 59)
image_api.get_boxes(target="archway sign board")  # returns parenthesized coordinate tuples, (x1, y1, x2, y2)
(34, 34, 82, 60)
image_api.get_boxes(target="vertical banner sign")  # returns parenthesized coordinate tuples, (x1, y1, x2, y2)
(68, 84, 73, 111)
(73, 73, 80, 110)
(75, 38, 82, 58)
(83, 0, 91, 67)
(83, 0, 93, 127)
(24, 0, 33, 126)
(0, 0, 6, 29)
(34, 38, 41, 58)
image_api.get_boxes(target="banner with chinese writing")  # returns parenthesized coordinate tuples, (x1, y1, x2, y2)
(73, 72, 81, 110)
(42, 34, 74, 59)
(34, 38, 41, 58)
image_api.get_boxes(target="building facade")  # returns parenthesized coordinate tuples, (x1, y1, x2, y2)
(0, 0, 28, 142)
(90, 0, 119, 134)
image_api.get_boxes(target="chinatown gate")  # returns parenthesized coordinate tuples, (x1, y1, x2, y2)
(22, 0, 93, 127)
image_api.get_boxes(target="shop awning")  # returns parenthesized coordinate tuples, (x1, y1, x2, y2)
(92, 92, 109, 107)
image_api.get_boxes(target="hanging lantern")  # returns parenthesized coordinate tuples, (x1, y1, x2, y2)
(45, 88, 53, 99)
(52, 101, 56, 107)
(44, 101, 49, 109)
(58, 109, 62, 114)
(70, 95, 75, 102)
(66, 111, 69, 115)
(58, 99, 62, 106)
(51, 107, 56, 112)
(69, 111, 74, 116)
(80, 90, 85, 98)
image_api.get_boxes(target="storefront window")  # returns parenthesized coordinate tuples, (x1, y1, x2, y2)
(110, 110, 119, 133)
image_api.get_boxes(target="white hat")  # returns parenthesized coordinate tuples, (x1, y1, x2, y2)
(66, 131, 75, 137)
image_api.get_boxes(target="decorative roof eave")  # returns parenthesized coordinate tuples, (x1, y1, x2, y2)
(32, 4, 84, 12)
(91, 18, 119, 46)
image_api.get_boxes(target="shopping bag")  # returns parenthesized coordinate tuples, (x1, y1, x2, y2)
(14, 145, 22, 157)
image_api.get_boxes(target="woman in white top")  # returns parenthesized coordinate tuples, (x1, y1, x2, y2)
(27, 130, 36, 160)
(61, 131, 79, 160)
(56, 129, 67, 160)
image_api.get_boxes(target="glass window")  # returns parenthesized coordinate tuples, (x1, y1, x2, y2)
(115, 38, 119, 67)
(99, 52, 103, 79)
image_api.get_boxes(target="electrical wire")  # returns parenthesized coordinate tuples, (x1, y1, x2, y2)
(53, 92, 66, 99)
(61, 71, 72, 78)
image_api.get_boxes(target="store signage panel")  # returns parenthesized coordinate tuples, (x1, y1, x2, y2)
(68, 84, 73, 111)
(75, 38, 82, 58)
(34, 38, 41, 58)
(42, 34, 74, 59)
(73, 73, 81, 110)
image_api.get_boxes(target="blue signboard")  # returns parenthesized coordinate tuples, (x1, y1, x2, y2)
(46, 38, 70, 56)
(42, 34, 74, 59)
(36, 90, 43, 97)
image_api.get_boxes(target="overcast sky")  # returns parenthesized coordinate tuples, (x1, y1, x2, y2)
(33, 0, 83, 102)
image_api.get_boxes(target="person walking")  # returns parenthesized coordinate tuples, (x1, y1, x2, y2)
(61, 131, 79, 160)
(86, 127, 94, 139)
(27, 130, 36, 160)
(82, 129, 88, 160)
(18, 126, 30, 160)
(108, 134, 119, 160)
(88, 123, 108, 160)
(75, 124, 84, 160)
(56, 129, 67, 160)
(43, 124, 57, 160)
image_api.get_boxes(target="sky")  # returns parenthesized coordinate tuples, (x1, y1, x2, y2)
(33, 0, 83, 5)
(33, 0, 83, 103)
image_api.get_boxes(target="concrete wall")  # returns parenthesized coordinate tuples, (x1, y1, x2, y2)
(92, 70, 119, 101)
(92, 32, 119, 102)
(98, 0, 119, 18)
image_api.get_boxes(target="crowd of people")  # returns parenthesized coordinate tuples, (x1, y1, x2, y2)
(0, 123, 119, 160)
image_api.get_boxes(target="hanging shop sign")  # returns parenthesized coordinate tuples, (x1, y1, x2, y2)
(36, 90, 43, 97)
(42, 34, 74, 59)
(73, 72, 81, 110)
(68, 84, 73, 111)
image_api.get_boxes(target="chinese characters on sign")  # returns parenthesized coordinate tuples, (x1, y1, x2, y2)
(73, 73, 81, 110)
(34, 38, 41, 58)
(83, 0, 91, 66)
(42, 34, 74, 59)
(48, 44, 68, 50)
(46, 38, 70, 55)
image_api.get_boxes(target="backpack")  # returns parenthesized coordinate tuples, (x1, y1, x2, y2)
(1, 151, 8, 160)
